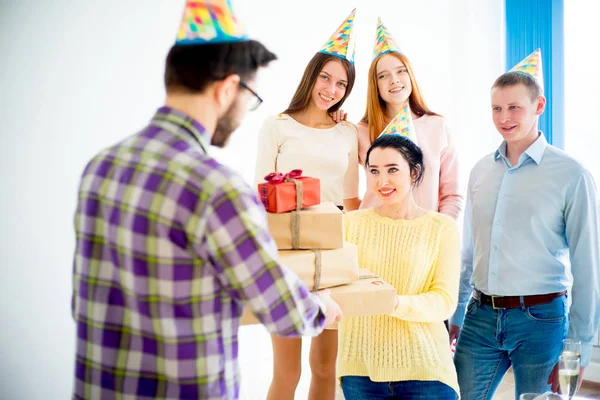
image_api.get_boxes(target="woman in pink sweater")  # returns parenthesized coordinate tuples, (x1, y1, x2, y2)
(357, 18, 463, 219)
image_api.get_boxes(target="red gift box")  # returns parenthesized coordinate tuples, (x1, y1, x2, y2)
(258, 169, 320, 213)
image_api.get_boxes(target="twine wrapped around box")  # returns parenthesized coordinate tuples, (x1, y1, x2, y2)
(240, 269, 397, 326)
(278, 243, 359, 291)
(265, 202, 344, 250)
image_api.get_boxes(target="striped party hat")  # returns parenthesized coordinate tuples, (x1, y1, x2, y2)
(176, 0, 248, 45)
(380, 101, 417, 144)
(319, 9, 356, 64)
(373, 17, 402, 60)
(510, 49, 544, 91)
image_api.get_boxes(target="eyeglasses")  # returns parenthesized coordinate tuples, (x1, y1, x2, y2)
(239, 80, 263, 111)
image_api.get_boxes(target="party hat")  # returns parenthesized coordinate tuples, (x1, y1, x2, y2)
(319, 9, 356, 64)
(176, 0, 248, 45)
(373, 17, 402, 60)
(380, 101, 417, 144)
(510, 48, 544, 91)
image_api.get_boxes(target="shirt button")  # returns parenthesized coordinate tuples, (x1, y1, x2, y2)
(508, 170, 513, 174)
(492, 273, 496, 277)
(502, 194, 507, 199)
(496, 220, 501, 225)
(494, 245, 498, 251)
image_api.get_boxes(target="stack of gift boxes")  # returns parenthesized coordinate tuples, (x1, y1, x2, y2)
(241, 170, 397, 325)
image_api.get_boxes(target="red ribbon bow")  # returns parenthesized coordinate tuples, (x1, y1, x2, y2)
(264, 169, 303, 184)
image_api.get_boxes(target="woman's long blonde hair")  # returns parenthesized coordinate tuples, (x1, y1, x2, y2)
(361, 52, 440, 143)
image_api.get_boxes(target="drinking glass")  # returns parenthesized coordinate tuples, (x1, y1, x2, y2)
(558, 355, 581, 400)
(562, 339, 582, 360)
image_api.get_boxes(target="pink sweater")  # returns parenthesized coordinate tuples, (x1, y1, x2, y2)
(358, 114, 463, 219)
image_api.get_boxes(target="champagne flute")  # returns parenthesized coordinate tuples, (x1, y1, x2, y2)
(562, 339, 582, 360)
(558, 355, 580, 399)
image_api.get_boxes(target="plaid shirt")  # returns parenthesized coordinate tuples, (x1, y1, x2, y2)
(72, 107, 326, 400)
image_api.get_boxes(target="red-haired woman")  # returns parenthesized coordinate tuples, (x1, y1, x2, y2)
(357, 18, 463, 220)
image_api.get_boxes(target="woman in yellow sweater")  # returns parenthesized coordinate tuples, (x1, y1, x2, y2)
(339, 133, 460, 399)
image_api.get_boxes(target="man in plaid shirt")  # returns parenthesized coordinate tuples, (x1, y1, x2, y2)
(71, 1, 343, 399)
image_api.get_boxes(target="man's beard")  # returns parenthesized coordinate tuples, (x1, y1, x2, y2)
(211, 100, 242, 148)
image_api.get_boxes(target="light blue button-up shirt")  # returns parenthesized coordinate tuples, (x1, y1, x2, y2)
(450, 133, 600, 366)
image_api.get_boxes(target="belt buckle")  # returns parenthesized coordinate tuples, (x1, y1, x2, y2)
(491, 296, 502, 310)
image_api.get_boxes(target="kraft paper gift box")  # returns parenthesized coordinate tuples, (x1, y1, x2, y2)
(267, 202, 343, 250)
(258, 169, 320, 213)
(325, 269, 396, 317)
(279, 242, 359, 291)
(240, 269, 397, 326)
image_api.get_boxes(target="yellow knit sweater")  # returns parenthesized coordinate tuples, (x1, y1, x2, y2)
(337, 209, 460, 396)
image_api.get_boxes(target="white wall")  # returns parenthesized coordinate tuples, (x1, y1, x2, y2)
(565, 1, 600, 375)
(564, 1, 600, 186)
(0, 1, 503, 398)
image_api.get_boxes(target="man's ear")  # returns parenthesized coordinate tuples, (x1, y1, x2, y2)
(536, 95, 547, 116)
(212, 74, 241, 109)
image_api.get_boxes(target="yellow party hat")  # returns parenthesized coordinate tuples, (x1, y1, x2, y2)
(373, 17, 402, 60)
(510, 48, 544, 91)
(380, 101, 417, 144)
(319, 9, 356, 64)
(176, 0, 248, 45)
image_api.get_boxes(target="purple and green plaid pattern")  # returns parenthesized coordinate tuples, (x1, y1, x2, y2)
(72, 107, 325, 399)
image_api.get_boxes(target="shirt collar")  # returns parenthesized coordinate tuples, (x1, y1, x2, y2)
(152, 106, 211, 154)
(494, 131, 548, 166)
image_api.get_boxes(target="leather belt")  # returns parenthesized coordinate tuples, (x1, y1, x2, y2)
(473, 290, 567, 310)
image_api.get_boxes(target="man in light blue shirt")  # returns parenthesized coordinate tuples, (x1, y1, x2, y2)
(449, 69, 599, 399)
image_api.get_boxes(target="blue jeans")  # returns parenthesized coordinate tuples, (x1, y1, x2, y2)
(454, 294, 568, 399)
(341, 376, 458, 400)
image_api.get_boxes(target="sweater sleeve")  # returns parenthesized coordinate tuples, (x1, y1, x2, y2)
(254, 116, 280, 186)
(437, 120, 463, 220)
(389, 218, 461, 322)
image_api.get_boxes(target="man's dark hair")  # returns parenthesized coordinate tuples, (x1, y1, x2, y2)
(164, 40, 277, 93)
(492, 71, 543, 101)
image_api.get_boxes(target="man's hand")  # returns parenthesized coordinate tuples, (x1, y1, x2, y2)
(329, 109, 348, 123)
(449, 324, 461, 347)
(548, 362, 585, 393)
(317, 289, 343, 326)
